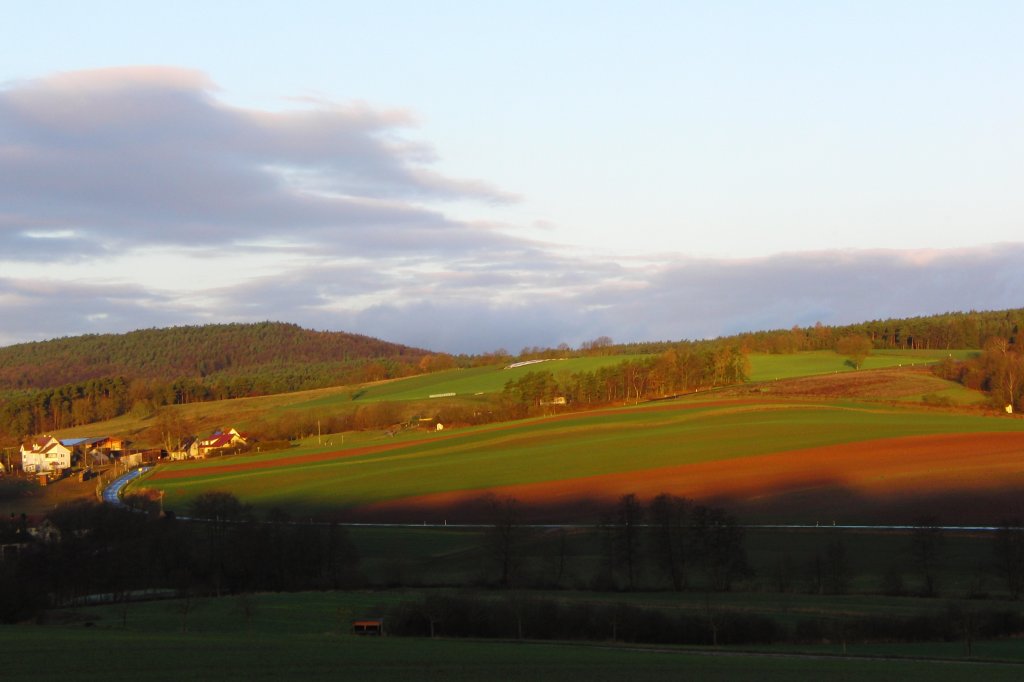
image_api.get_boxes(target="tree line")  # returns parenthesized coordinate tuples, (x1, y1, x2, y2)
(934, 337, 1024, 411)
(737, 308, 1024, 355)
(0, 495, 362, 624)
(483, 493, 750, 593)
(383, 591, 1024, 648)
(478, 495, 1024, 602)
(501, 343, 748, 413)
(0, 358, 424, 441)
(4, 308, 1024, 442)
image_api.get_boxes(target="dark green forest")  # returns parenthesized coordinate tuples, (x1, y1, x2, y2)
(0, 322, 429, 389)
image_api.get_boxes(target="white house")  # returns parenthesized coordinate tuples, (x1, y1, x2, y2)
(197, 428, 248, 457)
(20, 436, 72, 473)
(169, 437, 200, 461)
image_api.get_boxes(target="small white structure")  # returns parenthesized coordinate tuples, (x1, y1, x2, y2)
(169, 437, 200, 461)
(20, 436, 72, 474)
(196, 428, 248, 457)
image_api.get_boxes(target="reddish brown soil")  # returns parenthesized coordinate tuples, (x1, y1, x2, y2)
(360, 431, 1024, 523)
(734, 366, 971, 402)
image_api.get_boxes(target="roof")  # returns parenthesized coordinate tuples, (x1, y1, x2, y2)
(201, 433, 236, 449)
(61, 437, 106, 447)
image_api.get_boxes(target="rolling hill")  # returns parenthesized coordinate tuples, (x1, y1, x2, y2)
(132, 354, 1020, 524)
(0, 321, 430, 390)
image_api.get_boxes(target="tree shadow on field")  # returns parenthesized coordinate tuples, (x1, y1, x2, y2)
(337, 480, 1024, 527)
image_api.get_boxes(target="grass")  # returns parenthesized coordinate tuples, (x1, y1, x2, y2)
(47, 356, 648, 443)
(49, 349, 973, 446)
(747, 350, 976, 382)
(12, 625, 1023, 682)
(142, 398, 1024, 517)
(8, 589, 1024, 681)
(291, 355, 651, 408)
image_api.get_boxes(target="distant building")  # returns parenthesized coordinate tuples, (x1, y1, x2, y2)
(20, 436, 72, 474)
(60, 435, 127, 467)
(197, 428, 249, 457)
(169, 437, 200, 461)
(352, 619, 384, 636)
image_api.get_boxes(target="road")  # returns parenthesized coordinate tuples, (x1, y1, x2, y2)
(101, 467, 150, 506)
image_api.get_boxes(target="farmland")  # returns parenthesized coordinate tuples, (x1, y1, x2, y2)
(138, 373, 1023, 524)
(9, 346, 1024, 680)
(8, 589, 1024, 682)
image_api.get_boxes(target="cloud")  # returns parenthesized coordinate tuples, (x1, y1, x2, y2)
(0, 66, 513, 257)
(0, 277, 197, 346)
(1, 67, 1020, 355)
(1, 244, 1021, 353)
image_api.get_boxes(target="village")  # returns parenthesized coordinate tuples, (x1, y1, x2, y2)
(6, 428, 252, 484)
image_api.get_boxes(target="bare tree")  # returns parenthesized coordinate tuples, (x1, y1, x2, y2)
(649, 493, 690, 591)
(486, 495, 522, 587)
(614, 493, 644, 590)
(691, 505, 750, 592)
(911, 516, 944, 597)
(993, 519, 1024, 599)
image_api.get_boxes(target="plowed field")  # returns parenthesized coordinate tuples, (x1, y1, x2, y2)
(362, 431, 1024, 523)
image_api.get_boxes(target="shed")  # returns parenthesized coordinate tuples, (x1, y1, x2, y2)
(352, 619, 384, 636)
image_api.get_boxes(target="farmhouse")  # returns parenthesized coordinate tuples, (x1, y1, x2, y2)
(169, 437, 200, 461)
(19, 436, 72, 474)
(197, 428, 249, 457)
(61, 436, 126, 466)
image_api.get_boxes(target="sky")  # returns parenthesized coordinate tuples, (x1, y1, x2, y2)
(1, 1, 1021, 353)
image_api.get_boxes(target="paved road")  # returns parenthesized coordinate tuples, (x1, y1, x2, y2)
(101, 467, 150, 506)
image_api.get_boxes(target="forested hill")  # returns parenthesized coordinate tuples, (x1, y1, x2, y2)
(0, 322, 430, 390)
(594, 308, 1024, 357)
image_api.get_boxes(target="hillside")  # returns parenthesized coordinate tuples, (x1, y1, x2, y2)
(0, 322, 438, 442)
(0, 322, 430, 390)
(140, 385, 1022, 524)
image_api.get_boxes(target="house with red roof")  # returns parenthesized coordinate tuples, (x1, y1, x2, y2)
(197, 428, 249, 458)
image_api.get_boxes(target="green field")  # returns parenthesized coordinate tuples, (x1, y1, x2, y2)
(291, 355, 651, 408)
(52, 349, 974, 447)
(138, 394, 1024, 520)
(746, 349, 976, 382)
(325, 349, 973, 402)
(8, 589, 1024, 681)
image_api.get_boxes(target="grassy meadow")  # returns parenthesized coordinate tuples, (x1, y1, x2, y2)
(51, 348, 972, 444)
(292, 355, 652, 408)
(137, 392, 1024, 522)
(7, 588, 1024, 682)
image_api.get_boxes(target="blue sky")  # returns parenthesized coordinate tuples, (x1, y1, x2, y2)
(1, 2, 1021, 352)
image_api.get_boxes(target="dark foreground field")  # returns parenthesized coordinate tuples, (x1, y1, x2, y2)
(7, 590, 1024, 682)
